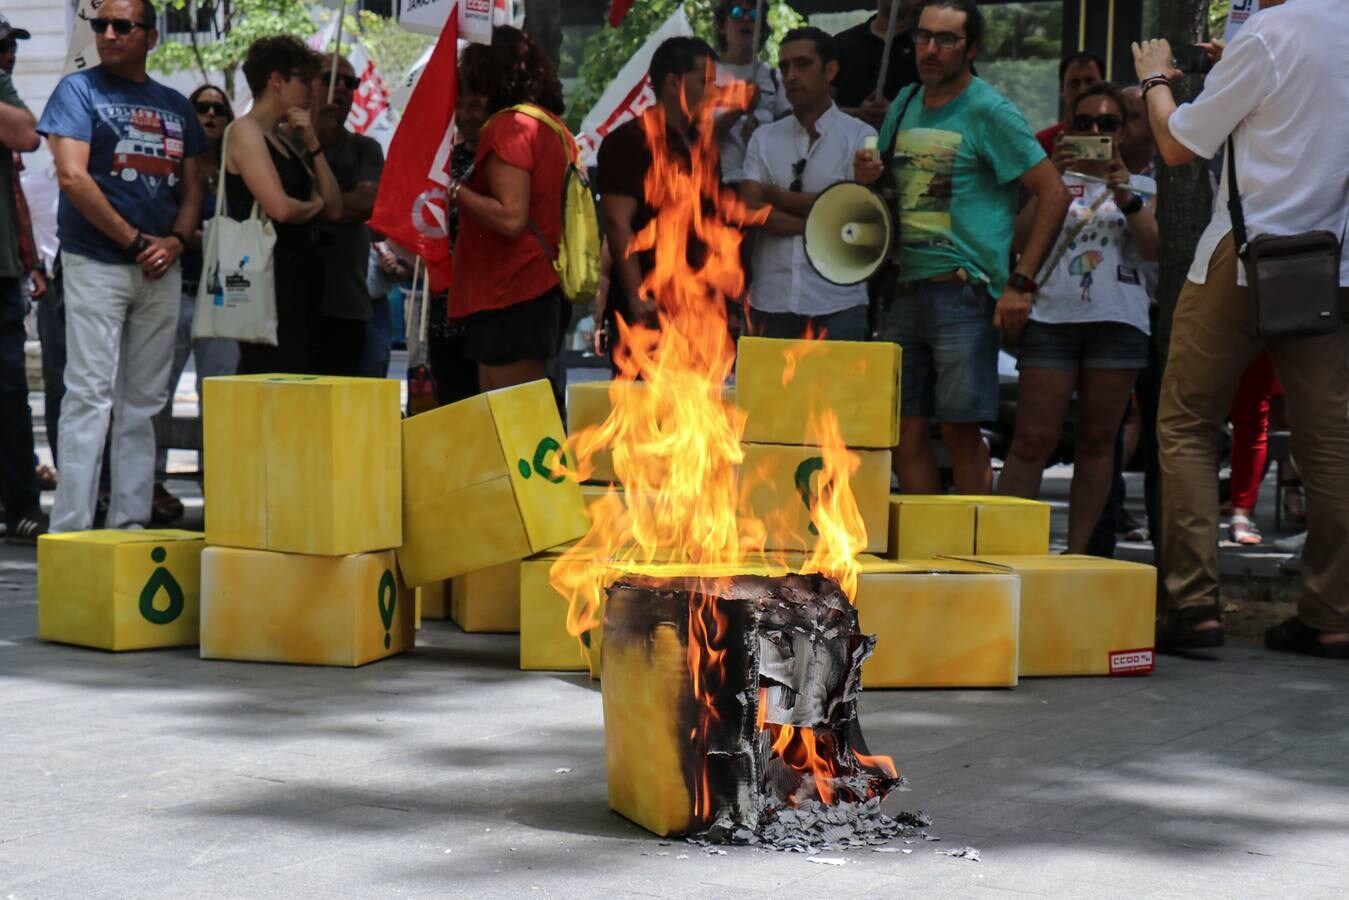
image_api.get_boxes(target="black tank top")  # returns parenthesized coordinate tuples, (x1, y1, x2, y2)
(225, 134, 315, 248)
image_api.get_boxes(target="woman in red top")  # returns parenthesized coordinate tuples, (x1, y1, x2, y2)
(450, 28, 570, 392)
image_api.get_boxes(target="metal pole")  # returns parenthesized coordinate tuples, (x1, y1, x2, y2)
(874, 0, 904, 99)
(327, 2, 347, 104)
(750, 0, 766, 84)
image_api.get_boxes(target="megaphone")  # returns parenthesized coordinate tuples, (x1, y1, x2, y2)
(803, 181, 894, 286)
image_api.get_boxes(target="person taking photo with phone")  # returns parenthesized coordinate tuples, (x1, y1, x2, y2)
(997, 82, 1158, 555)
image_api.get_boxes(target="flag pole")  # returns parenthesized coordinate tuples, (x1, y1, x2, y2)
(750, 0, 765, 84)
(328, 1, 348, 104)
(874, 0, 903, 99)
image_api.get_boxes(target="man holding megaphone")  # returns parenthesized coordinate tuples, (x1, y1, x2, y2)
(739, 27, 878, 340)
(854, 0, 1069, 495)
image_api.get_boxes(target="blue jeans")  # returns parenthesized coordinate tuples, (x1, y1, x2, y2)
(883, 279, 999, 423)
(0, 277, 40, 521)
(359, 293, 392, 378)
(748, 304, 869, 341)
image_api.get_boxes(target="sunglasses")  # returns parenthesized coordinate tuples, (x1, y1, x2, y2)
(89, 17, 152, 36)
(727, 5, 758, 21)
(914, 29, 966, 50)
(195, 101, 230, 117)
(318, 72, 362, 91)
(789, 158, 807, 193)
(1071, 113, 1123, 133)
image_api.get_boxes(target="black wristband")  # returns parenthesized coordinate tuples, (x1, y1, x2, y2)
(1119, 194, 1145, 216)
(168, 231, 188, 249)
(126, 231, 148, 257)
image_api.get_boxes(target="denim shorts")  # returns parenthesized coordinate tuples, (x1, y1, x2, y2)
(1016, 320, 1149, 371)
(882, 279, 999, 422)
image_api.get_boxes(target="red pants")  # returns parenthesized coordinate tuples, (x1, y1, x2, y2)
(1228, 351, 1282, 511)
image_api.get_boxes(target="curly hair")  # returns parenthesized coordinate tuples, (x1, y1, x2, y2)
(241, 35, 320, 98)
(459, 26, 565, 117)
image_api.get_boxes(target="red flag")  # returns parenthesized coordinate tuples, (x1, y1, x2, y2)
(368, 4, 459, 286)
(609, 0, 637, 28)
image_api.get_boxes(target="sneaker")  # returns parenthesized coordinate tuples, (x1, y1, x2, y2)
(5, 509, 49, 545)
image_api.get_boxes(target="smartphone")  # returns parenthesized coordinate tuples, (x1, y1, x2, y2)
(1172, 43, 1214, 75)
(1062, 135, 1112, 161)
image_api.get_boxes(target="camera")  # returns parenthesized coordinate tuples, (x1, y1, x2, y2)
(1172, 43, 1214, 75)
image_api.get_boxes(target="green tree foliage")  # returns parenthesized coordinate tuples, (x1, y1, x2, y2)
(566, 1, 804, 129)
(150, 1, 319, 96)
(352, 10, 436, 93)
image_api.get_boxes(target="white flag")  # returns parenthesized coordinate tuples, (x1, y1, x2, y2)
(64, 0, 98, 75)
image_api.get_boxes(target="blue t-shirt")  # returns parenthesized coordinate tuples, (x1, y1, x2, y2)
(38, 67, 207, 264)
(878, 78, 1045, 297)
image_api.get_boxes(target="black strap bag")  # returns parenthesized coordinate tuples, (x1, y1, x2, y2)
(1226, 135, 1344, 338)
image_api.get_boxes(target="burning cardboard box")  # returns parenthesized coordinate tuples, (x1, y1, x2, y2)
(740, 444, 890, 554)
(450, 561, 521, 633)
(736, 337, 901, 449)
(885, 495, 1050, 559)
(948, 555, 1155, 676)
(399, 379, 589, 587)
(519, 552, 602, 674)
(203, 375, 401, 556)
(200, 546, 413, 666)
(602, 564, 899, 841)
(853, 555, 1019, 688)
(38, 530, 203, 651)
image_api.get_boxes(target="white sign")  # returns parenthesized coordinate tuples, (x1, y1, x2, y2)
(65, 0, 100, 75)
(576, 6, 694, 166)
(399, 0, 522, 41)
(1224, 0, 1260, 42)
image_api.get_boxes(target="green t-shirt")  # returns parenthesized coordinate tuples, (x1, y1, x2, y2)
(878, 77, 1044, 297)
(0, 72, 28, 280)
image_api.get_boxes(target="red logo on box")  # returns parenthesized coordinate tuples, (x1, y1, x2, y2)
(1109, 648, 1155, 675)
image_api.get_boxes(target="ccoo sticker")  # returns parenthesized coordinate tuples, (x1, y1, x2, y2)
(1108, 648, 1155, 675)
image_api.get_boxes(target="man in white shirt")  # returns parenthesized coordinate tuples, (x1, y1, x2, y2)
(1134, 0, 1349, 658)
(740, 26, 876, 341)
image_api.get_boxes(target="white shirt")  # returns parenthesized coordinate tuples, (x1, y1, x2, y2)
(716, 61, 793, 184)
(1169, 0, 1349, 287)
(743, 103, 877, 316)
(1031, 173, 1155, 335)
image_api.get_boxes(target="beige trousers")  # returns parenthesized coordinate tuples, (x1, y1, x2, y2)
(1159, 234, 1349, 631)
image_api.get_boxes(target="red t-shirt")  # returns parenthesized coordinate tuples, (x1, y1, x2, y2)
(1036, 121, 1066, 157)
(451, 109, 566, 317)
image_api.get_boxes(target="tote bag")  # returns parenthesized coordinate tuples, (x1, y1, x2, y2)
(192, 122, 279, 344)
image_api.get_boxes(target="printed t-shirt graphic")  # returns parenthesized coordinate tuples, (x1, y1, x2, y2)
(892, 127, 962, 247)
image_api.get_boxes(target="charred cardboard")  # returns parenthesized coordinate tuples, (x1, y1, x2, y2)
(400, 379, 589, 587)
(885, 495, 1050, 559)
(736, 337, 901, 449)
(203, 375, 401, 556)
(740, 443, 890, 554)
(38, 529, 204, 651)
(200, 546, 413, 667)
(854, 555, 1020, 688)
(518, 551, 603, 675)
(947, 555, 1156, 676)
(451, 561, 521, 633)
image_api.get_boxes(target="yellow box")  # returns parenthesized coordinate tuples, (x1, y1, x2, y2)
(451, 561, 521, 633)
(200, 546, 414, 666)
(519, 553, 602, 674)
(949, 555, 1156, 676)
(736, 337, 901, 449)
(887, 495, 976, 559)
(38, 530, 203, 651)
(418, 581, 449, 621)
(740, 443, 890, 553)
(203, 375, 401, 556)
(887, 495, 1050, 556)
(854, 555, 1019, 688)
(400, 379, 589, 587)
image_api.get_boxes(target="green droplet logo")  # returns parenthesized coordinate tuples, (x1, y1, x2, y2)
(377, 569, 397, 649)
(517, 436, 568, 485)
(139, 546, 185, 625)
(794, 457, 825, 536)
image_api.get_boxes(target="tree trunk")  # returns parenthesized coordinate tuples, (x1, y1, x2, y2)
(1154, 0, 1212, 354)
(525, 0, 563, 67)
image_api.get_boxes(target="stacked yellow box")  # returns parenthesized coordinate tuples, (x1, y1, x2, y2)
(735, 337, 899, 553)
(37, 529, 205, 651)
(198, 375, 413, 667)
(519, 551, 603, 676)
(887, 494, 1051, 559)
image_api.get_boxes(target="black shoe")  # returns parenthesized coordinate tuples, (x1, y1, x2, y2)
(5, 510, 49, 545)
(1157, 603, 1226, 652)
(1265, 617, 1349, 660)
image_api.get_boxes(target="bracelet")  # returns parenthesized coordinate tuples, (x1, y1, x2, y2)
(1141, 77, 1173, 99)
(1119, 194, 1145, 216)
(448, 179, 462, 203)
(169, 231, 189, 249)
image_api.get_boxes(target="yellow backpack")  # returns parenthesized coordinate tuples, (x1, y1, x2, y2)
(492, 104, 602, 303)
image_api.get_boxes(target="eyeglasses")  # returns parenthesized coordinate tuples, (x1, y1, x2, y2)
(89, 17, 152, 36)
(195, 101, 230, 117)
(789, 158, 807, 193)
(727, 5, 758, 21)
(319, 72, 362, 91)
(1071, 113, 1123, 133)
(914, 29, 966, 50)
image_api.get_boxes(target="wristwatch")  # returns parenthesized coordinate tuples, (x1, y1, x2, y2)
(1119, 194, 1145, 216)
(1007, 272, 1038, 295)
(126, 231, 149, 258)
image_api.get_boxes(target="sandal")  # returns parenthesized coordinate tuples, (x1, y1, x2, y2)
(1157, 602, 1225, 652)
(1264, 617, 1349, 660)
(151, 482, 185, 525)
(1229, 513, 1262, 546)
(35, 464, 58, 491)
